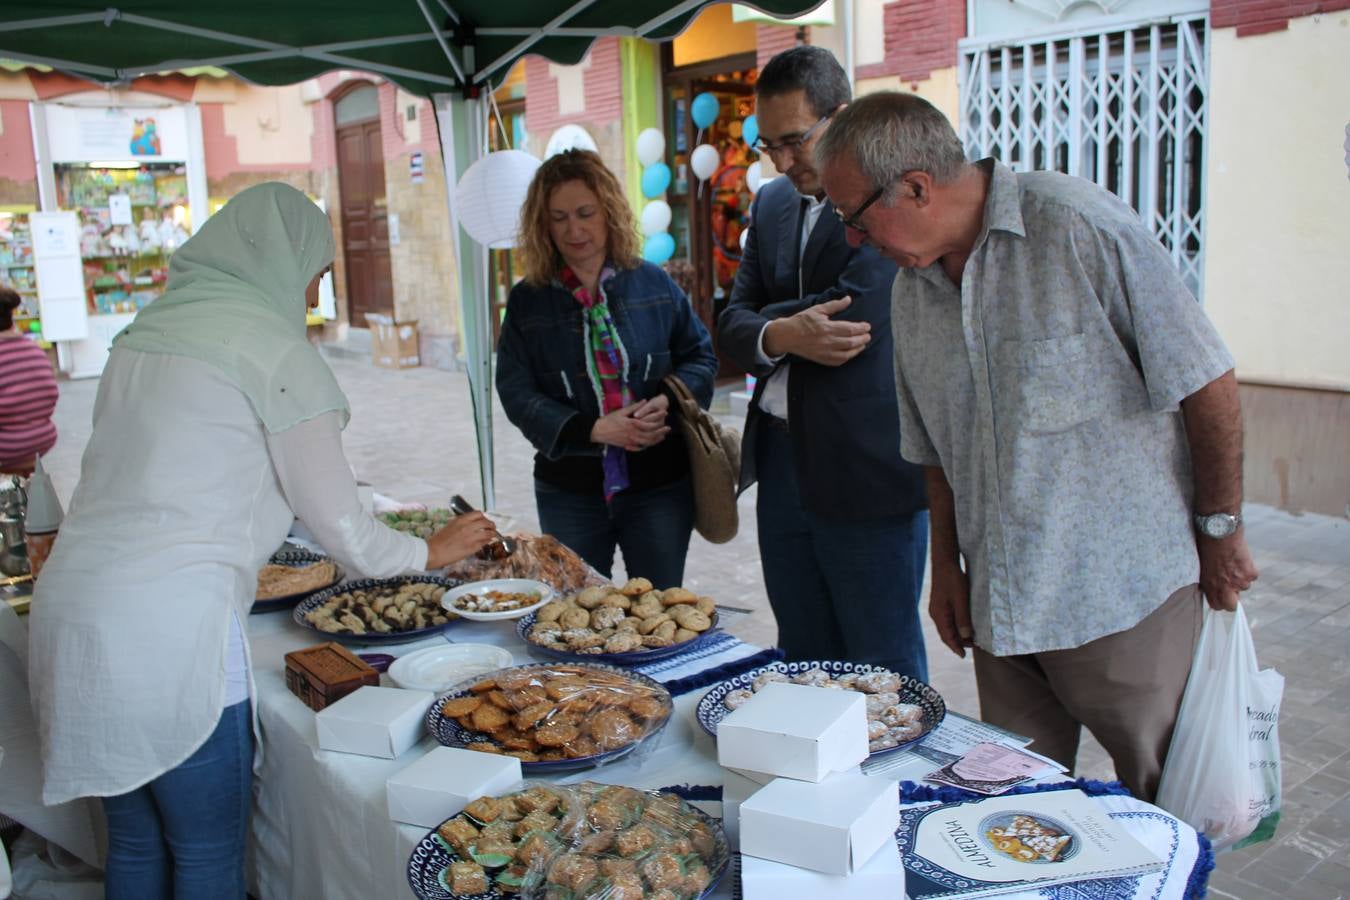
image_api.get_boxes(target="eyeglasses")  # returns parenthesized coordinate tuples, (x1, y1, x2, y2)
(835, 184, 887, 234)
(752, 110, 835, 156)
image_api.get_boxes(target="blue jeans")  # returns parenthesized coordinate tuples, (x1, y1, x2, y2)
(102, 700, 253, 900)
(755, 423, 930, 681)
(535, 476, 695, 589)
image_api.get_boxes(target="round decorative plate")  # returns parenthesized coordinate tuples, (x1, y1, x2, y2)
(292, 575, 462, 645)
(405, 789, 729, 900)
(425, 662, 673, 774)
(251, 549, 345, 614)
(387, 644, 515, 694)
(694, 659, 946, 758)
(440, 579, 555, 621)
(514, 609, 720, 666)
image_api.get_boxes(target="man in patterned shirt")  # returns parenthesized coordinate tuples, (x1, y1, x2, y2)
(816, 92, 1259, 801)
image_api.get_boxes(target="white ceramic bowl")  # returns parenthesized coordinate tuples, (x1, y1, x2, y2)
(440, 578, 554, 621)
(386, 644, 514, 693)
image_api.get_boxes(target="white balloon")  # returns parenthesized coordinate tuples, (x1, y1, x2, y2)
(640, 200, 673, 237)
(454, 149, 543, 249)
(636, 128, 666, 167)
(544, 124, 598, 158)
(746, 161, 763, 194)
(690, 143, 719, 181)
(740, 228, 749, 252)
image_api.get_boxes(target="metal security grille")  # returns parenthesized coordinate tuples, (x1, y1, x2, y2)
(959, 15, 1209, 296)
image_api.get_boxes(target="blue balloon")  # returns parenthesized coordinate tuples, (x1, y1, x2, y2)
(691, 92, 720, 129)
(641, 163, 672, 199)
(742, 115, 759, 149)
(643, 232, 676, 265)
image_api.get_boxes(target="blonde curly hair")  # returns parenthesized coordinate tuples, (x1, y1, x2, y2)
(517, 149, 640, 286)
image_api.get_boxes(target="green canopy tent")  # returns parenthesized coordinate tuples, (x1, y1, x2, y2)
(0, 0, 823, 509)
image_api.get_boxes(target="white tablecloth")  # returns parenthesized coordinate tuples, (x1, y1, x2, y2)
(244, 611, 1211, 900)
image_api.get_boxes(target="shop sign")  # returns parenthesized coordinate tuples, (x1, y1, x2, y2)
(45, 104, 190, 163)
(410, 151, 425, 184)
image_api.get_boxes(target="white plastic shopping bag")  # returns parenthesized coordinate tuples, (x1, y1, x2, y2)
(1156, 604, 1283, 851)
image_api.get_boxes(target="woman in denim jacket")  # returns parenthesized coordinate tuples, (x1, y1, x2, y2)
(496, 150, 718, 588)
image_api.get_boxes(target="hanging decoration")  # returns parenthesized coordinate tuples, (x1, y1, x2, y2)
(639, 200, 672, 237)
(691, 92, 720, 130)
(641, 162, 672, 199)
(642, 232, 676, 265)
(742, 115, 759, 150)
(636, 128, 666, 167)
(453, 149, 542, 249)
(690, 144, 719, 182)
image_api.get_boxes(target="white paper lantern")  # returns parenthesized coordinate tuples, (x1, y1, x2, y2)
(544, 124, 599, 158)
(640, 200, 673, 237)
(454, 149, 543, 249)
(636, 128, 666, 167)
(690, 143, 719, 181)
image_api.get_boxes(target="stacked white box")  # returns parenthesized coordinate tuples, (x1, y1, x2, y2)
(315, 685, 433, 759)
(386, 747, 523, 828)
(716, 682, 868, 782)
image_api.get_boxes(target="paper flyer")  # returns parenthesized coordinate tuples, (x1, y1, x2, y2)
(897, 789, 1163, 899)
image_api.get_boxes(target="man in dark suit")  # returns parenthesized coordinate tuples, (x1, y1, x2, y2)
(717, 46, 930, 680)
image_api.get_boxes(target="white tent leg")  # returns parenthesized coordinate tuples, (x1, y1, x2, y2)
(434, 91, 496, 511)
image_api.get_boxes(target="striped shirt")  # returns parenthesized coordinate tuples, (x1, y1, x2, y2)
(0, 334, 58, 466)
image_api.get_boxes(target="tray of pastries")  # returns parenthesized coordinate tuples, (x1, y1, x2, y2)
(252, 548, 344, 613)
(426, 663, 672, 773)
(406, 782, 729, 899)
(695, 659, 946, 757)
(517, 579, 718, 666)
(293, 576, 461, 644)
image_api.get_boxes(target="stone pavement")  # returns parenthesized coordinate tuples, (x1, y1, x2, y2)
(43, 354, 1350, 899)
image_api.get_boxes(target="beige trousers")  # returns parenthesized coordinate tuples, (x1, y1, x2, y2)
(973, 584, 1204, 802)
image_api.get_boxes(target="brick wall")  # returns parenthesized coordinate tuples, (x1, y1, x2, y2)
(1212, 0, 1350, 36)
(855, 0, 967, 85)
(524, 37, 624, 137)
(756, 24, 800, 68)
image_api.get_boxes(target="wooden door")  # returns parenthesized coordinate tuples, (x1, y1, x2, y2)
(336, 116, 394, 326)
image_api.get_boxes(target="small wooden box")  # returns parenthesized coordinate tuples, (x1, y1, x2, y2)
(284, 642, 380, 712)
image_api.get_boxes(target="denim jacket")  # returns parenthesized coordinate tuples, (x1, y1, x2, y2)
(496, 261, 717, 491)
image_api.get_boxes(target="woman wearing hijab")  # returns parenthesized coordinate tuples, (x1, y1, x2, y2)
(495, 150, 718, 589)
(28, 183, 497, 900)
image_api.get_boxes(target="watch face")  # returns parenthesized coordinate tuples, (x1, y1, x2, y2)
(1202, 515, 1234, 538)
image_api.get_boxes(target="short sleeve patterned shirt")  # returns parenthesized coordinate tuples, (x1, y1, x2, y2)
(891, 160, 1234, 656)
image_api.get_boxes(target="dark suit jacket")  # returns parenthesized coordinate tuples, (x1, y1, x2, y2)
(716, 176, 927, 521)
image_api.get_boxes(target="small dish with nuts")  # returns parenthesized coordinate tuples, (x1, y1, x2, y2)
(440, 579, 555, 621)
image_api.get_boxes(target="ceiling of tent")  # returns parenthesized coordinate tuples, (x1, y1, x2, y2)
(0, 1, 826, 96)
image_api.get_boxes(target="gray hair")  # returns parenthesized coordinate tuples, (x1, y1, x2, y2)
(814, 92, 968, 200)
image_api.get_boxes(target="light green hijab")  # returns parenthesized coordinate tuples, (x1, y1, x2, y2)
(116, 182, 350, 433)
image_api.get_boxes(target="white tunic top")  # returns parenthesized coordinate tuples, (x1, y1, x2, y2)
(30, 348, 426, 804)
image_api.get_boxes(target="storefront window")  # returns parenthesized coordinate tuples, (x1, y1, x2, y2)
(54, 164, 192, 316)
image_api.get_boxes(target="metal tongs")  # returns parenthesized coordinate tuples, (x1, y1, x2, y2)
(449, 495, 516, 559)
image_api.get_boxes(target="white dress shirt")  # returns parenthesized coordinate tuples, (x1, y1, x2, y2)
(754, 192, 828, 421)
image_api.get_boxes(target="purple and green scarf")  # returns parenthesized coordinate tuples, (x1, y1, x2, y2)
(561, 264, 632, 501)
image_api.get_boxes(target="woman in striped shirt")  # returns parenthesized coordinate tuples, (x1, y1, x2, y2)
(0, 287, 58, 475)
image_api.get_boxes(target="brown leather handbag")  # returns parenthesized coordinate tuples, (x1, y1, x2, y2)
(663, 374, 742, 544)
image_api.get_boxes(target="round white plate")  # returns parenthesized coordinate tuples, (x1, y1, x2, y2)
(386, 644, 514, 693)
(439, 578, 554, 621)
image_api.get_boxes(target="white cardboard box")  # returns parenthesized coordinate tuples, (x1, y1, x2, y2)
(386, 747, 523, 828)
(741, 840, 906, 899)
(316, 685, 434, 759)
(739, 770, 900, 876)
(717, 682, 868, 782)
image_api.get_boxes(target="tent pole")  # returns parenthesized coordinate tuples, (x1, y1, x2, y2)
(434, 92, 496, 511)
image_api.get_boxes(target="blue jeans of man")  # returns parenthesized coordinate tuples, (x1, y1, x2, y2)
(755, 422, 930, 681)
(535, 476, 695, 589)
(102, 699, 253, 900)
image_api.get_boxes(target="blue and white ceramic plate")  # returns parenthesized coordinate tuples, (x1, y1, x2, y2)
(694, 659, 946, 758)
(425, 662, 673, 774)
(251, 549, 345, 614)
(291, 575, 462, 645)
(405, 787, 729, 900)
(514, 609, 720, 666)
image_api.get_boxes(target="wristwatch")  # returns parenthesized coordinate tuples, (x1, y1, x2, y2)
(1195, 511, 1243, 539)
